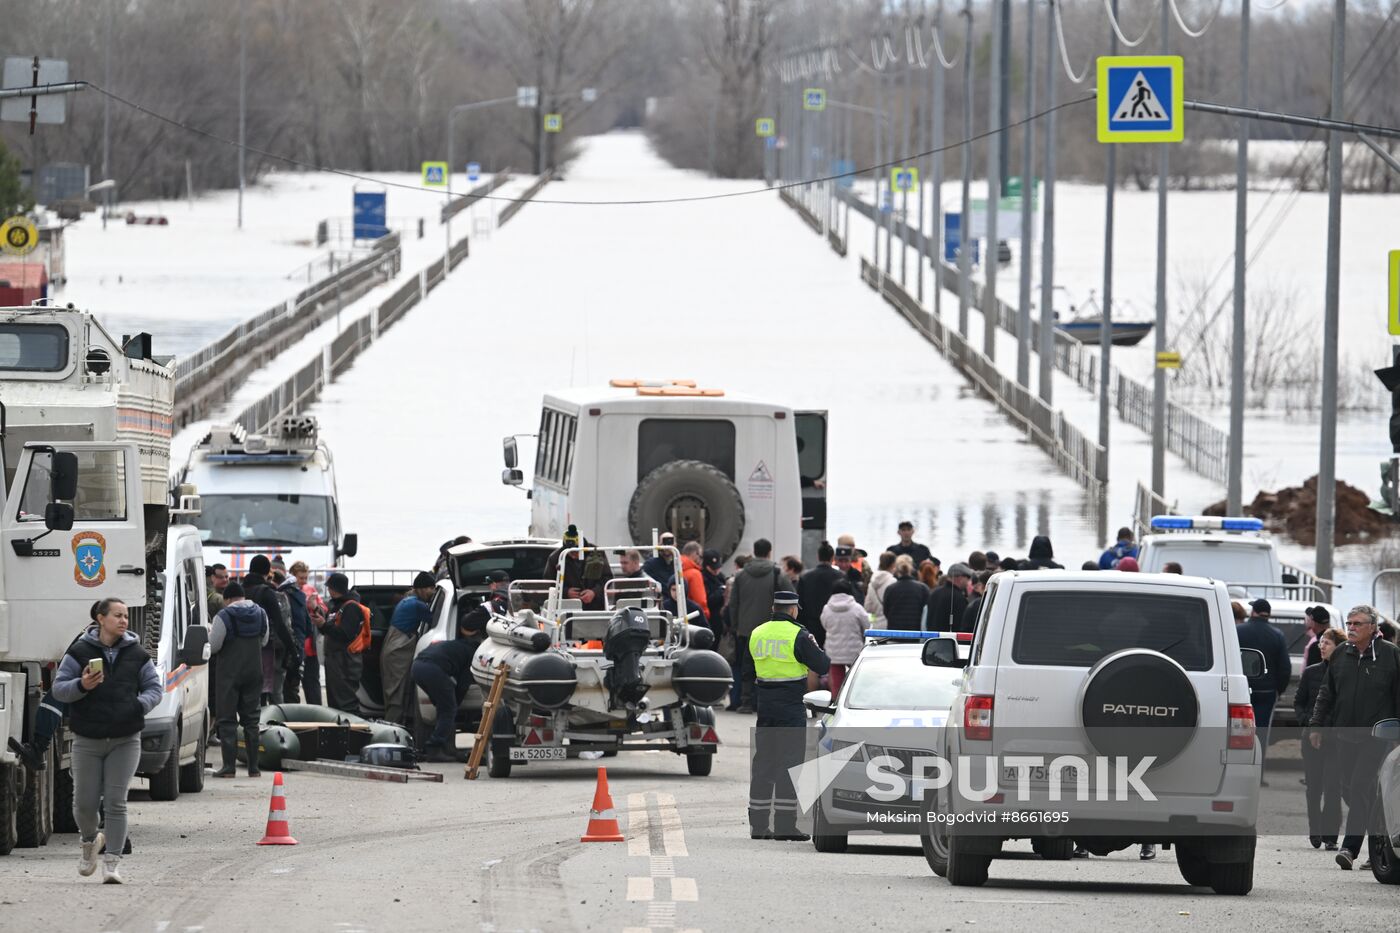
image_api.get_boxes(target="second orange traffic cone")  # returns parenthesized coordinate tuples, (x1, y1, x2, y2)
(256, 772, 298, 846)
(580, 767, 625, 843)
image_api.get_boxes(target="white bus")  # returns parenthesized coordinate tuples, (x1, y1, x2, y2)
(503, 380, 827, 567)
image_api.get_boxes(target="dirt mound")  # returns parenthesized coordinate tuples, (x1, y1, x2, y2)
(1203, 475, 1391, 546)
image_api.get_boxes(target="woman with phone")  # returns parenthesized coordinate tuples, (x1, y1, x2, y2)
(52, 597, 162, 884)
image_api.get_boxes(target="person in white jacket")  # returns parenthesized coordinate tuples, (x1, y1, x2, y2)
(864, 551, 897, 623)
(820, 580, 869, 698)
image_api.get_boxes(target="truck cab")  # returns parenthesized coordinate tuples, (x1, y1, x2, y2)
(502, 379, 826, 567)
(179, 416, 356, 575)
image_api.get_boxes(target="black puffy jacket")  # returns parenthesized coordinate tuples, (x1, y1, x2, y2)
(881, 577, 931, 631)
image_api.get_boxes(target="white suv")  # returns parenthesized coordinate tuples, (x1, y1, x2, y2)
(922, 570, 1264, 895)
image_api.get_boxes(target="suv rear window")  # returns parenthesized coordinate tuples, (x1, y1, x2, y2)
(452, 547, 553, 588)
(1011, 591, 1214, 671)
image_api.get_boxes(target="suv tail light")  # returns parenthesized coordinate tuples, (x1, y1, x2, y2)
(1227, 704, 1255, 750)
(964, 695, 994, 741)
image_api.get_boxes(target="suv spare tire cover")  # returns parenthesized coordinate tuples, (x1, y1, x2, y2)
(1079, 648, 1200, 767)
(628, 459, 745, 562)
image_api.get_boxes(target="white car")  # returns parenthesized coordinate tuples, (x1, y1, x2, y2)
(923, 570, 1265, 894)
(801, 631, 971, 853)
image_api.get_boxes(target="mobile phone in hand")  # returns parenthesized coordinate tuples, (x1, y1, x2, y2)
(87, 658, 103, 676)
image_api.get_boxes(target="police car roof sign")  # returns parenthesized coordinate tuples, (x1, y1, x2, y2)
(1097, 55, 1184, 144)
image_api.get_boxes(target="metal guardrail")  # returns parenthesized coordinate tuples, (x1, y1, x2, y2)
(1225, 582, 1329, 603)
(1373, 570, 1400, 618)
(858, 257, 1105, 493)
(1131, 481, 1177, 539)
(440, 170, 514, 223)
(834, 185, 1229, 486)
(232, 173, 551, 435)
(497, 170, 553, 227)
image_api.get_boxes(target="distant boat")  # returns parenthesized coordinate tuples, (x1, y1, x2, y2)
(1052, 290, 1154, 347)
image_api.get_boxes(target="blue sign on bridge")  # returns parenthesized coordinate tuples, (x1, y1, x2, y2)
(353, 190, 387, 240)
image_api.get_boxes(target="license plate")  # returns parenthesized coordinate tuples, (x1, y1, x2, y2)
(1001, 764, 1090, 786)
(510, 747, 567, 761)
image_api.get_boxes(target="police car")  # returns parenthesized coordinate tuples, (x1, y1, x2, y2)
(800, 631, 971, 853)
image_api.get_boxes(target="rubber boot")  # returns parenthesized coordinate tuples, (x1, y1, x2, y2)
(213, 724, 238, 777)
(244, 728, 262, 777)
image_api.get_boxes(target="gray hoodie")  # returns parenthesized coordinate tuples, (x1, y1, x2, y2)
(728, 558, 782, 637)
(53, 626, 162, 713)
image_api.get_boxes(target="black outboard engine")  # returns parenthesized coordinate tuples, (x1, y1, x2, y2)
(604, 606, 652, 710)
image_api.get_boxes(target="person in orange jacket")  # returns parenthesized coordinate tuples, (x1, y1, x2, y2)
(677, 541, 710, 624)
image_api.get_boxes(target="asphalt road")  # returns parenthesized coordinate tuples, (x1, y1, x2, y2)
(1, 716, 1395, 932)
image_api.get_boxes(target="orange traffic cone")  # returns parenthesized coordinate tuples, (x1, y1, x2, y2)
(580, 767, 625, 843)
(256, 772, 298, 846)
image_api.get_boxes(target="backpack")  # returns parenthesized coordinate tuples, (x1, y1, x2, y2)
(341, 601, 372, 654)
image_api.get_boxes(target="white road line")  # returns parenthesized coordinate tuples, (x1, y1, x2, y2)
(669, 878, 698, 902)
(655, 793, 688, 857)
(627, 877, 655, 901)
(627, 793, 651, 857)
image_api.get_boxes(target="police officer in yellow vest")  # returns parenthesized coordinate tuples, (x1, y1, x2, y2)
(748, 590, 830, 840)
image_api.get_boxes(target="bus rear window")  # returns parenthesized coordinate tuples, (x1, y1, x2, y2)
(638, 419, 735, 481)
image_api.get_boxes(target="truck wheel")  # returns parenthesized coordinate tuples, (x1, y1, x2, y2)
(685, 752, 713, 776)
(52, 765, 76, 834)
(15, 747, 53, 848)
(147, 730, 181, 801)
(0, 764, 19, 856)
(945, 832, 992, 887)
(628, 460, 745, 563)
(179, 718, 207, 793)
(487, 740, 513, 778)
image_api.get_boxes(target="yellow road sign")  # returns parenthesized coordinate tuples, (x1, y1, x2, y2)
(0, 215, 37, 256)
(421, 161, 448, 188)
(1390, 250, 1400, 336)
(1097, 55, 1184, 144)
(890, 167, 920, 192)
(755, 117, 775, 138)
(802, 88, 826, 112)
(1156, 350, 1182, 369)
(544, 113, 563, 133)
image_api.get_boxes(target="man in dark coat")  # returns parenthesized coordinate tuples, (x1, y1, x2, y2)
(882, 557, 931, 631)
(926, 563, 973, 633)
(209, 583, 268, 777)
(1309, 604, 1400, 869)
(544, 524, 613, 608)
(272, 560, 312, 703)
(242, 555, 297, 703)
(796, 541, 843, 646)
(887, 520, 933, 567)
(1236, 598, 1292, 765)
(1024, 536, 1063, 569)
(319, 573, 370, 714)
(727, 538, 782, 712)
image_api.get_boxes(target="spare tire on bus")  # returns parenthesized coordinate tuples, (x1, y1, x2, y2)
(628, 460, 745, 562)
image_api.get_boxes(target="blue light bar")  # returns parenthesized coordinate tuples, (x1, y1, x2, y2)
(206, 453, 310, 464)
(1149, 516, 1193, 530)
(1221, 517, 1264, 531)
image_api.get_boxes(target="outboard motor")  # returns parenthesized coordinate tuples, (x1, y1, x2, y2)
(604, 606, 652, 710)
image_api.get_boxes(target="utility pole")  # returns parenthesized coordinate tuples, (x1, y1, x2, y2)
(1037, 0, 1057, 403)
(237, 0, 246, 230)
(957, 0, 974, 337)
(1315, 0, 1346, 594)
(102, 0, 113, 229)
(998, 0, 1012, 185)
(984, 0, 1002, 361)
(916, 11, 928, 303)
(932, 0, 945, 322)
(1227, 0, 1251, 513)
(874, 73, 885, 272)
(1151, 0, 1170, 497)
(1099, 0, 1119, 471)
(1016, 0, 1035, 387)
(901, 24, 913, 287)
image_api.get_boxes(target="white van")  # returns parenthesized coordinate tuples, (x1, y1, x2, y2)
(502, 380, 827, 566)
(179, 416, 356, 574)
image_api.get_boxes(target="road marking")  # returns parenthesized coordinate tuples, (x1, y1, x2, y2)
(627, 793, 652, 856)
(624, 792, 699, 932)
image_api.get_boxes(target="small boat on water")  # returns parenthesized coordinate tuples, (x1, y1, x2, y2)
(1053, 291, 1155, 347)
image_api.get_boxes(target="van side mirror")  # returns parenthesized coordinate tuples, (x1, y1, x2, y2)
(922, 638, 965, 668)
(340, 533, 358, 559)
(502, 468, 523, 487)
(181, 625, 211, 666)
(51, 450, 79, 501)
(1373, 719, 1400, 742)
(44, 502, 74, 531)
(1240, 647, 1266, 680)
(503, 436, 518, 469)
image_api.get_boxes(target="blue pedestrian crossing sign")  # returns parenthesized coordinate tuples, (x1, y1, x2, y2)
(890, 167, 919, 192)
(466, 162, 480, 182)
(755, 117, 775, 138)
(421, 161, 448, 187)
(803, 88, 826, 112)
(1097, 55, 1184, 143)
